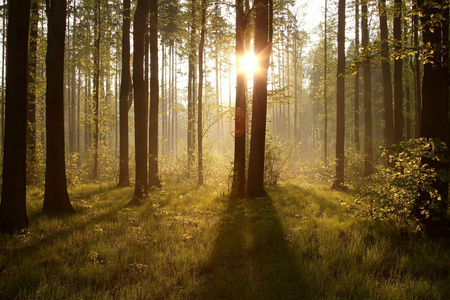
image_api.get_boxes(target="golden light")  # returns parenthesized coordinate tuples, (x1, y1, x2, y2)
(241, 52, 258, 78)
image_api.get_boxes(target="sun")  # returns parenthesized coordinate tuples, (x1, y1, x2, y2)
(240, 52, 258, 77)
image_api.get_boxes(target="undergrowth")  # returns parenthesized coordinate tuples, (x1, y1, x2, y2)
(0, 179, 449, 299)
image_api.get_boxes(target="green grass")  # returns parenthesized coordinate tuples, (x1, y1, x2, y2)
(0, 179, 449, 299)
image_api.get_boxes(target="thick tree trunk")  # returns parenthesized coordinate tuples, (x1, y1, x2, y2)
(414, 0, 450, 235)
(332, 0, 346, 190)
(148, 0, 162, 189)
(27, 0, 39, 184)
(379, 0, 394, 148)
(231, 0, 247, 198)
(130, 0, 149, 203)
(43, 0, 75, 215)
(247, 0, 272, 198)
(118, 0, 131, 187)
(0, 0, 31, 234)
(362, 0, 373, 176)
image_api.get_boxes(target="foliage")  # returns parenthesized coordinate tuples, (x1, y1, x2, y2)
(264, 132, 299, 186)
(344, 138, 449, 229)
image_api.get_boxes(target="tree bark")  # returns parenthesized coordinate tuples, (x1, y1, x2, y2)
(332, 0, 346, 190)
(354, 0, 360, 151)
(0, 0, 31, 233)
(231, 0, 247, 198)
(197, 0, 207, 186)
(27, 0, 39, 184)
(92, 0, 101, 179)
(379, 0, 394, 148)
(130, 0, 149, 203)
(118, 0, 131, 187)
(43, 0, 75, 215)
(414, 0, 450, 235)
(148, 0, 162, 189)
(393, 0, 404, 144)
(247, 0, 272, 198)
(362, 0, 373, 176)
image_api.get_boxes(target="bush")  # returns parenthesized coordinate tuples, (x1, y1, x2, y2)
(264, 133, 299, 186)
(344, 138, 449, 229)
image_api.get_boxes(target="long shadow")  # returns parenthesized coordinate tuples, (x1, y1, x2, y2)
(197, 195, 312, 299)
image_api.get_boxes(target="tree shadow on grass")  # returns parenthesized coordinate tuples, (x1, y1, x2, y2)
(197, 195, 312, 299)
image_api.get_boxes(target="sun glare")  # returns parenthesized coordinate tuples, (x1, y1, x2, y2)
(241, 53, 258, 77)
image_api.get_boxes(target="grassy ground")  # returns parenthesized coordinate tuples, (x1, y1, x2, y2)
(0, 179, 449, 299)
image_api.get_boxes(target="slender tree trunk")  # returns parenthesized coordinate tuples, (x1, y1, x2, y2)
(130, 0, 149, 203)
(197, 0, 207, 186)
(148, 0, 162, 189)
(405, 86, 411, 140)
(27, 0, 39, 184)
(43, 0, 75, 215)
(354, 0, 360, 150)
(247, 0, 272, 198)
(413, 3, 421, 138)
(0, 0, 31, 234)
(362, 0, 373, 176)
(394, 0, 404, 143)
(118, 0, 131, 187)
(92, 0, 101, 178)
(187, 0, 196, 172)
(379, 0, 394, 148)
(332, 0, 346, 190)
(323, 0, 328, 166)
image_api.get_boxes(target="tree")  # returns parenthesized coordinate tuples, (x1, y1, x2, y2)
(130, 0, 149, 203)
(414, 0, 450, 234)
(42, 0, 75, 214)
(231, 0, 247, 198)
(92, 0, 101, 178)
(0, 0, 31, 233)
(393, 0, 404, 144)
(197, 0, 207, 186)
(247, 0, 273, 198)
(27, 0, 39, 184)
(118, 0, 132, 187)
(187, 0, 197, 172)
(362, 0, 373, 176)
(332, 0, 345, 190)
(148, 0, 162, 189)
(354, 0, 360, 151)
(323, 0, 328, 165)
(379, 0, 394, 148)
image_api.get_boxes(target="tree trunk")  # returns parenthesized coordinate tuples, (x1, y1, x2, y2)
(414, 0, 450, 235)
(413, 4, 421, 138)
(197, 0, 207, 186)
(354, 0, 360, 151)
(92, 0, 101, 178)
(323, 0, 328, 166)
(187, 0, 196, 173)
(130, 0, 149, 203)
(379, 0, 394, 148)
(231, 0, 247, 198)
(0, 0, 31, 234)
(118, 0, 131, 187)
(148, 0, 162, 189)
(27, 0, 39, 184)
(393, 0, 404, 144)
(332, 0, 345, 190)
(247, 0, 272, 198)
(42, 0, 75, 215)
(362, 0, 373, 176)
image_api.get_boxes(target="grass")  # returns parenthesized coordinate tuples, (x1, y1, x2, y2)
(0, 179, 449, 299)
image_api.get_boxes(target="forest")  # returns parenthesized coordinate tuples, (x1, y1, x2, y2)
(0, 0, 450, 298)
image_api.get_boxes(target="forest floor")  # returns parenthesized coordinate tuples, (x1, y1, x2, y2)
(0, 179, 449, 299)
